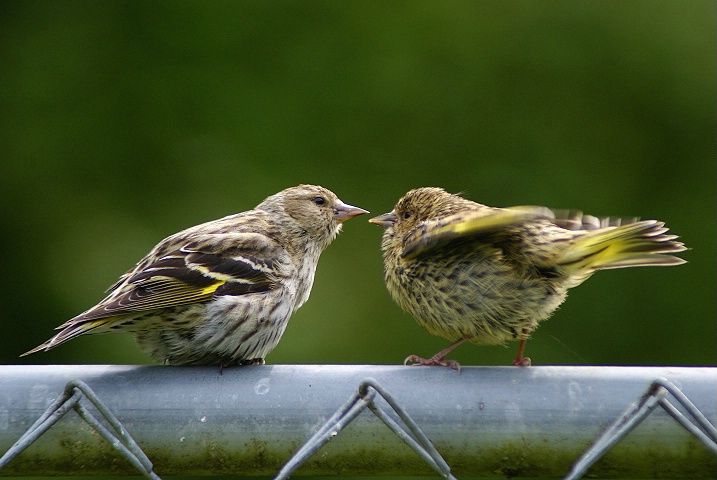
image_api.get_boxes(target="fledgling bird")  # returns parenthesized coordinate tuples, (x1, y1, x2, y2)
(370, 187, 686, 369)
(23, 185, 368, 366)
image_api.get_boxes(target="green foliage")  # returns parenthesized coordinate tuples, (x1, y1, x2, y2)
(1, 0, 714, 367)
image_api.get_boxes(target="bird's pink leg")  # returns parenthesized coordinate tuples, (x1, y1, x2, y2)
(404, 338, 468, 371)
(512, 333, 532, 366)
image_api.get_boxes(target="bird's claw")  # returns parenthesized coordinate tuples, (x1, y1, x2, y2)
(512, 356, 532, 367)
(244, 358, 265, 366)
(404, 354, 461, 372)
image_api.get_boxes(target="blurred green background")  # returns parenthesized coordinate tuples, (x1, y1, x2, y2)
(1, 0, 715, 368)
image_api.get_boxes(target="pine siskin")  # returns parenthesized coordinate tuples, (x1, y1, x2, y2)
(23, 185, 368, 366)
(370, 187, 686, 369)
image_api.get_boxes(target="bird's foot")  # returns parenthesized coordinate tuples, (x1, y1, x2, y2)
(404, 354, 461, 372)
(512, 356, 531, 367)
(219, 357, 265, 374)
(240, 358, 265, 366)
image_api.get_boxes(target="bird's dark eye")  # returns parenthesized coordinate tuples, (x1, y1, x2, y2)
(403, 211, 412, 219)
(313, 196, 326, 206)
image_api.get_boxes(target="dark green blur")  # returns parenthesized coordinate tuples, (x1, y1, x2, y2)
(1, 0, 714, 368)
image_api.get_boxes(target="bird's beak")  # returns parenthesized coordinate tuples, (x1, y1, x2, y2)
(369, 211, 398, 228)
(334, 202, 369, 223)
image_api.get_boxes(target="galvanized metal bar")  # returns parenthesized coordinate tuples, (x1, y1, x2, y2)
(0, 365, 715, 478)
(654, 378, 717, 450)
(67, 380, 159, 478)
(275, 378, 456, 480)
(0, 387, 83, 469)
(563, 377, 717, 480)
(360, 379, 456, 478)
(273, 383, 373, 480)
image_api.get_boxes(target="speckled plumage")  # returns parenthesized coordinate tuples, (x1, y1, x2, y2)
(371, 187, 686, 368)
(24, 185, 367, 365)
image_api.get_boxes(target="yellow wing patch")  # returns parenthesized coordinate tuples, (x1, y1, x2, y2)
(201, 279, 226, 295)
(403, 206, 555, 259)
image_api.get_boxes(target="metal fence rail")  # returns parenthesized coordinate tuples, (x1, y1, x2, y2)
(0, 365, 715, 478)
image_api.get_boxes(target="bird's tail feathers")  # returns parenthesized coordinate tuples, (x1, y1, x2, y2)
(20, 318, 113, 357)
(557, 220, 687, 272)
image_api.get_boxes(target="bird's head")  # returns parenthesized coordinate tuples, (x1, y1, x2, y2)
(268, 184, 368, 246)
(369, 187, 461, 235)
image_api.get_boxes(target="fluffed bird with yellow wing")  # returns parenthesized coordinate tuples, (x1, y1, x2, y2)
(371, 187, 686, 369)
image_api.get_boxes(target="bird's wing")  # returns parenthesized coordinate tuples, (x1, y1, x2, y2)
(402, 206, 555, 259)
(549, 209, 640, 231)
(64, 232, 289, 325)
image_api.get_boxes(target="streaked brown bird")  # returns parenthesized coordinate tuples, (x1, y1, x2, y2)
(370, 187, 686, 369)
(24, 184, 368, 366)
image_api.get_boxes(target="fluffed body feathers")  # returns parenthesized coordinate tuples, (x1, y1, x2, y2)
(370, 187, 686, 365)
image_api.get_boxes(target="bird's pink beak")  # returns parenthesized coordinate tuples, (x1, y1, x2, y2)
(334, 202, 369, 223)
(368, 211, 397, 228)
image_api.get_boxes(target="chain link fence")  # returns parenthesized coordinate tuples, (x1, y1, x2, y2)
(1, 365, 715, 478)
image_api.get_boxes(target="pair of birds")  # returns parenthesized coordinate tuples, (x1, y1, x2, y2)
(23, 184, 686, 368)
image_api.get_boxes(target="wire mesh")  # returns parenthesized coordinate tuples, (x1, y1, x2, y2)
(275, 378, 456, 479)
(0, 365, 714, 478)
(565, 377, 717, 479)
(0, 379, 159, 479)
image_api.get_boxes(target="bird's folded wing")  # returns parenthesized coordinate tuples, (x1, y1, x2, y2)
(402, 206, 555, 259)
(62, 232, 288, 325)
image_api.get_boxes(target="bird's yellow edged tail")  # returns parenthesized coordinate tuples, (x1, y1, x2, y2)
(20, 318, 115, 356)
(557, 220, 687, 272)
